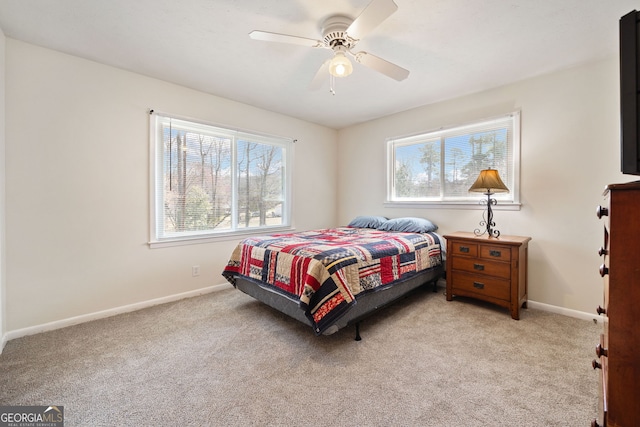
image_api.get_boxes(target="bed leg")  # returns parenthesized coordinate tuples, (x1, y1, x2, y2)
(432, 280, 438, 293)
(355, 322, 362, 341)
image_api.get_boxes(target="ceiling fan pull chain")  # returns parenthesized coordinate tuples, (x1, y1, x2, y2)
(330, 73, 336, 95)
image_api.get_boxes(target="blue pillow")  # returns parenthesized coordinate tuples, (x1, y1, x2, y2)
(347, 215, 389, 229)
(377, 217, 438, 233)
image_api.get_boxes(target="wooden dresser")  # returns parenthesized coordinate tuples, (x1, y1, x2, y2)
(592, 182, 640, 427)
(444, 232, 530, 320)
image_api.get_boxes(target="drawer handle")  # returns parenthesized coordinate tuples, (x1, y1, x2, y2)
(473, 263, 485, 271)
(592, 359, 602, 370)
(473, 282, 485, 290)
(596, 305, 606, 315)
(599, 264, 608, 277)
(459, 246, 470, 253)
(595, 344, 608, 358)
(596, 205, 608, 219)
(598, 246, 607, 257)
(489, 250, 501, 257)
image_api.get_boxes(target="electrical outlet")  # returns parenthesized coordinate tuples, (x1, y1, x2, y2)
(192, 265, 200, 277)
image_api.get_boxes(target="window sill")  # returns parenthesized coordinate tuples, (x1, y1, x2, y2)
(148, 225, 295, 249)
(383, 201, 522, 211)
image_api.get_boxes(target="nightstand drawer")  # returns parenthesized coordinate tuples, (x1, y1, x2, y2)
(451, 272, 510, 301)
(480, 244, 511, 262)
(451, 256, 511, 279)
(450, 241, 478, 257)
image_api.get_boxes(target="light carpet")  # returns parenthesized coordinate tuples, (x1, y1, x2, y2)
(0, 285, 600, 426)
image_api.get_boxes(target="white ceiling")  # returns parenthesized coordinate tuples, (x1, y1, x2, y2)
(0, 0, 636, 129)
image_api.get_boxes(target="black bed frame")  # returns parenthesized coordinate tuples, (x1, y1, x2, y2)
(234, 265, 444, 341)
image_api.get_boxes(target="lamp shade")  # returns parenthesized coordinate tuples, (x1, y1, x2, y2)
(468, 169, 509, 194)
(329, 52, 353, 77)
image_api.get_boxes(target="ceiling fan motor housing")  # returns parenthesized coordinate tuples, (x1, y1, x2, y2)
(321, 15, 357, 49)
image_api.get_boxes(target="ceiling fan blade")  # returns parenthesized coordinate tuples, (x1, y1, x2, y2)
(309, 60, 331, 90)
(346, 0, 398, 40)
(249, 30, 322, 48)
(354, 52, 409, 81)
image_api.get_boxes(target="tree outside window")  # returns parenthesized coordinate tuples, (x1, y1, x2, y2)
(151, 113, 291, 243)
(388, 113, 519, 204)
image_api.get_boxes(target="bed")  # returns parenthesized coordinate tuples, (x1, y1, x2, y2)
(222, 217, 444, 339)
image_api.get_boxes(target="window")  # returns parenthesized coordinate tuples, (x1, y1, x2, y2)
(387, 112, 520, 207)
(150, 112, 292, 246)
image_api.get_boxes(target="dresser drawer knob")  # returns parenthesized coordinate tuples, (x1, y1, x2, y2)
(591, 420, 601, 427)
(473, 263, 485, 271)
(489, 250, 501, 257)
(596, 205, 608, 218)
(459, 246, 470, 253)
(596, 305, 606, 315)
(473, 282, 485, 290)
(592, 359, 602, 370)
(599, 264, 609, 277)
(598, 246, 607, 257)
(595, 344, 608, 358)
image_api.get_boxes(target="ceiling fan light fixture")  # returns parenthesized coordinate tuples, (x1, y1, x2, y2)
(329, 52, 353, 77)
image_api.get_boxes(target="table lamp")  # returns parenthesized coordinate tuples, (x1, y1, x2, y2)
(468, 168, 509, 237)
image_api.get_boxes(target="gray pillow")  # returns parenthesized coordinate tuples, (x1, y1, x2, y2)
(347, 215, 389, 229)
(377, 217, 438, 233)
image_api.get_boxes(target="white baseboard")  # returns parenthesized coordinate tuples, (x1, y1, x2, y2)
(0, 333, 6, 355)
(437, 279, 600, 324)
(2, 283, 233, 349)
(527, 300, 602, 323)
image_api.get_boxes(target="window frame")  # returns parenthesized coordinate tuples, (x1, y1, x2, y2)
(149, 110, 294, 248)
(385, 112, 521, 210)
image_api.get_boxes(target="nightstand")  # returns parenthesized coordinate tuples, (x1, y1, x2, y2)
(443, 231, 531, 319)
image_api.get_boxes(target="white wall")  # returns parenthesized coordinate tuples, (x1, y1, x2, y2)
(338, 57, 627, 315)
(0, 28, 6, 350)
(5, 39, 338, 332)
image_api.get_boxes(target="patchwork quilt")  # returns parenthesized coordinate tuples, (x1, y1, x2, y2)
(222, 227, 442, 335)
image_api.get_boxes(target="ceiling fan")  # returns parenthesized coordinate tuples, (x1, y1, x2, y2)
(249, 0, 409, 90)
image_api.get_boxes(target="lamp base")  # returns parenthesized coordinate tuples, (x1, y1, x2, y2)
(474, 193, 501, 238)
